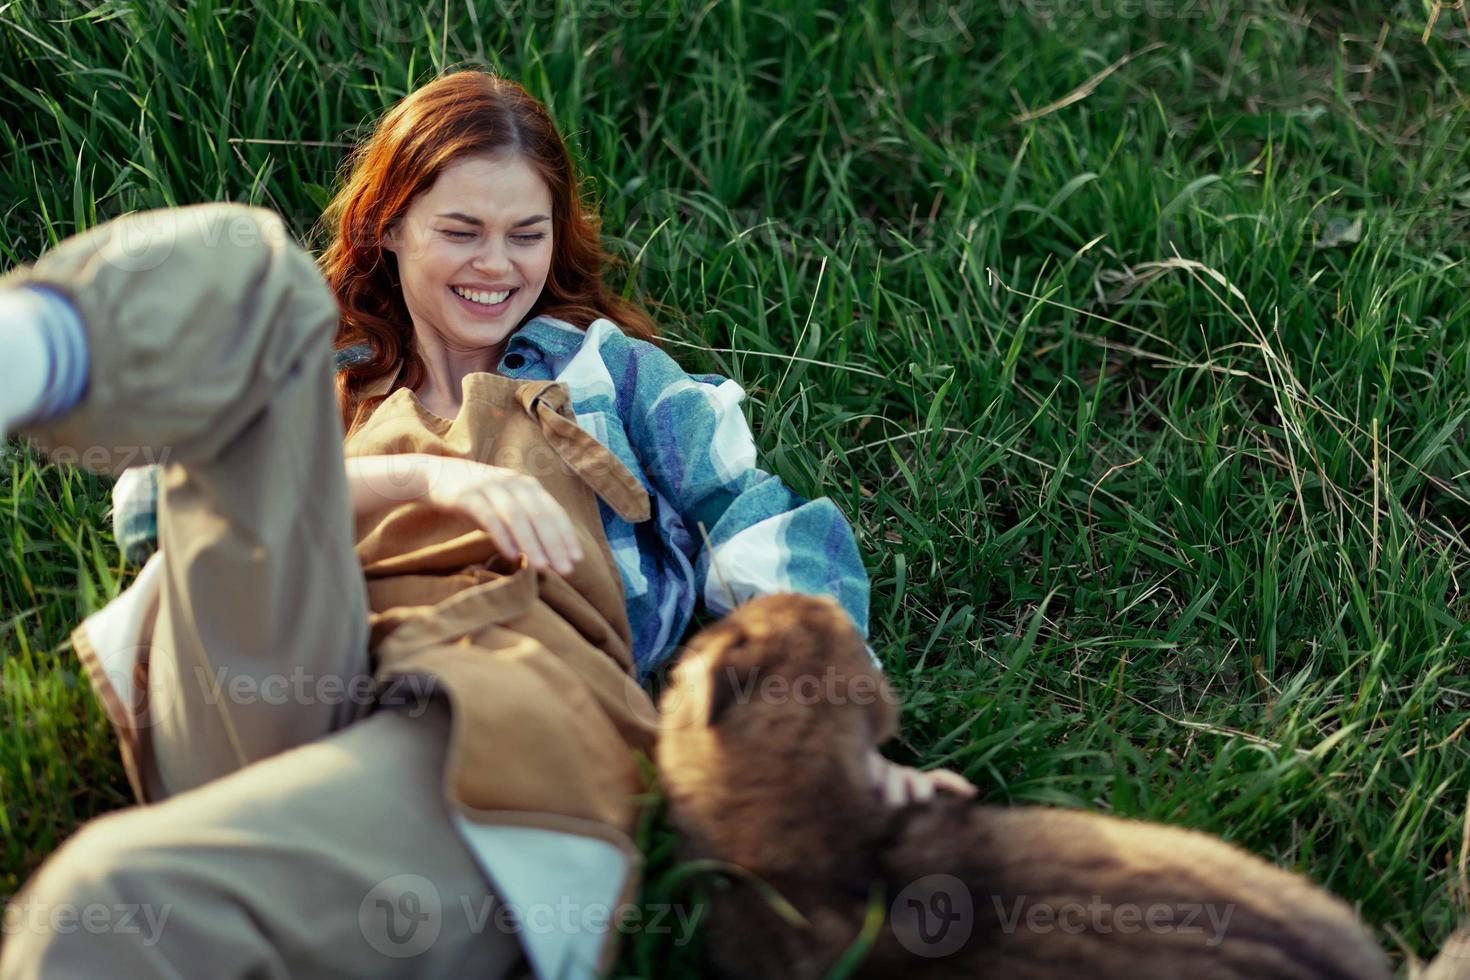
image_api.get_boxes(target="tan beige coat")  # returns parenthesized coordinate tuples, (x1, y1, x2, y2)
(345, 364, 662, 836)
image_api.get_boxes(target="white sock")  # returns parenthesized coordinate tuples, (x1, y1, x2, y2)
(0, 290, 54, 436)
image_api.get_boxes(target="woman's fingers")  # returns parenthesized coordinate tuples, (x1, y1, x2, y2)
(927, 767, 979, 797)
(507, 480, 579, 573)
(870, 754, 912, 808)
(459, 485, 545, 569)
(867, 752, 977, 808)
(529, 481, 583, 572)
(473, 496, 520, 564)
(527, 484, 583, 574)
(501, 487, 553, 569)
(427, 461, 583, 572)
(458, 482, 582, 575)
(884, 765, 905, 807)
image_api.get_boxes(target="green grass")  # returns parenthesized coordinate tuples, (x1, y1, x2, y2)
(3, 0, 1470, 974)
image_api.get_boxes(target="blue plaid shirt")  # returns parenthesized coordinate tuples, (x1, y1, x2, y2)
(112, 315, 876, 679)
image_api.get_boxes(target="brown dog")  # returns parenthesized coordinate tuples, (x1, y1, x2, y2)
(656, 592, 1466, 979)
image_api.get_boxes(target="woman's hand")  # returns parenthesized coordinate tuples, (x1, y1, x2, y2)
(865, 749, 977, 808)
(422, 456, 584, 574)
(346, 453, 583, 574)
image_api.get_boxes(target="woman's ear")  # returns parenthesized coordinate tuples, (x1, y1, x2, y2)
(380, 218, 402, 255)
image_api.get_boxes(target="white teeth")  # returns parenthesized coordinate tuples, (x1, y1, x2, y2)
(453, 286, 511, 306)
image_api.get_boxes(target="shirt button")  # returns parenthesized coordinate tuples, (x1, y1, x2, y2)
(504, 353, 525, 370)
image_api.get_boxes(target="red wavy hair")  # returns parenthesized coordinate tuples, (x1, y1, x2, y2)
(317, 69, 661, 437)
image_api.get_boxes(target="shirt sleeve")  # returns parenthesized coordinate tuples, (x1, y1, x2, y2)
(112, 463, 160, 565)
(616, 338, 880, 671)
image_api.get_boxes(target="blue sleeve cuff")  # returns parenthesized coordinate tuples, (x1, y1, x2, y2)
(15, 284, 88, 424)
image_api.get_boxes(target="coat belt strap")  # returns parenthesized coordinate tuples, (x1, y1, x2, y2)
(517, 381, 652, 524)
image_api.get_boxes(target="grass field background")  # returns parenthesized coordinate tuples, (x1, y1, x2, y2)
(3, 0, 1470, 973)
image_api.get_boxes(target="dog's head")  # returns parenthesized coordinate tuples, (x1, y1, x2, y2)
(661, 592, 899, 748)
(655, 593, 901, 874)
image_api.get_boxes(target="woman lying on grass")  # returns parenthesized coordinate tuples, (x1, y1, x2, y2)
(0, 69, 973, 979)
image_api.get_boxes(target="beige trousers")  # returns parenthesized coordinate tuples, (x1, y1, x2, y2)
(0, 204, 530, 978)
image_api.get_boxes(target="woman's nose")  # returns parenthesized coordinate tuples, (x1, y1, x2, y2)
(470, 241, 511, 276)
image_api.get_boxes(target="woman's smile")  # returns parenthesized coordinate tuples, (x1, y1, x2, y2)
(450, 284, 518, 316)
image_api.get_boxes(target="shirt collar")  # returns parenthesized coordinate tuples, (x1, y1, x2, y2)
(504, 314, 587, 367)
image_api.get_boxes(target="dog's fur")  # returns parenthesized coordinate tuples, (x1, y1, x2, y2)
(656, 592, 1467, 979)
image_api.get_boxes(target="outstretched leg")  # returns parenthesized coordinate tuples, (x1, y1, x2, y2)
(2, 203, 372, 797)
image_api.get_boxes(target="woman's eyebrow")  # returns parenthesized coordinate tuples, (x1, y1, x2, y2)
(435, 211, 550, 228)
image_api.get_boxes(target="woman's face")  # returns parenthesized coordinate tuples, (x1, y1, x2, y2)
(382, 152, 554, 364)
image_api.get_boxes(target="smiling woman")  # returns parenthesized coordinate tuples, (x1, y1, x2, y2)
(380, 154, 554, 420)
(316, 70, 663, 439)
(0, 67, 881, 980)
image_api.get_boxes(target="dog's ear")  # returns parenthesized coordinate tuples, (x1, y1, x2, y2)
(707, 662, 762, 728)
